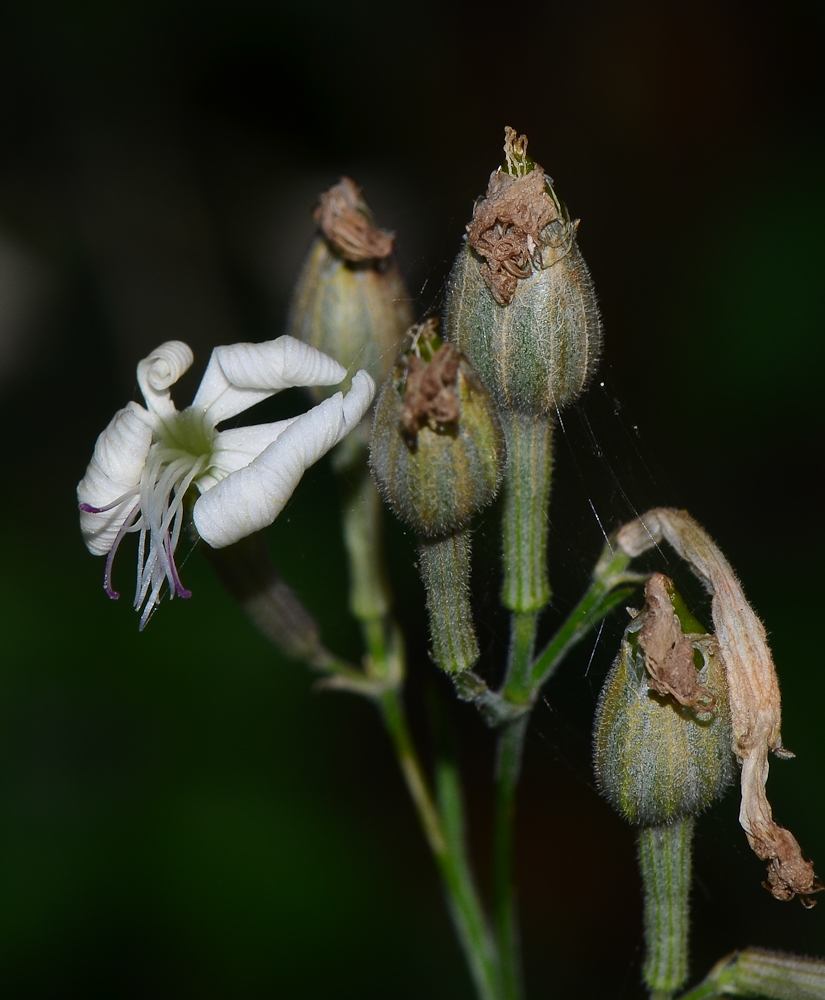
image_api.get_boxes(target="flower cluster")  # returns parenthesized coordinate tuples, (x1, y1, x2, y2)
(78, 336, 374, 628)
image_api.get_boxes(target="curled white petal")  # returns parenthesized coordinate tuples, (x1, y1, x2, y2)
(190, 336, 348, 427)
(137, 341, 194, 418)
(337, 369, 376, 433)
(215, 336, 348, 391)
(197, 417, 301, 489)
(193, 369, 375, 548)
(77, 403, 153, 555)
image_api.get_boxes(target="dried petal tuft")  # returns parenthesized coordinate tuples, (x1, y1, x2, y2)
(314, 177, 394, 262)
(400, 336, 461, 438)
(640, 573, 715, 714)
(465, 130, 560, 306)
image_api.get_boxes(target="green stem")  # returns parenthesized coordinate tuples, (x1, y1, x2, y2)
(484, 547, 638, 1000)
(722, 950, 825, 999)
(340, 461, 501, 999)
(530, 544, 640, 690)
(452, 669, 530, 727)
(493, 611, 539, 1000)
(453, 546, 642, 726)
(434, 713, 504, 1000)
(493, 716, 529, 1000)
(339, 468, 392, 638)
(419, 531, 480, 673)
(639, 817, 695, 999)
(379, 687, 502, 1000)
(505, 612, 539, 704)
(677, 949, 825, 1000)
(494, 408, 553, 995)
(674, 978, 725, 1000)
(501, 410, 554, 613)
(379, 687, 445, 859)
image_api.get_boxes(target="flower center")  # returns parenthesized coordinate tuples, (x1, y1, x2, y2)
(130, 410, 216, 628)
(157, 407, 216, 462)
(83, 410, 218, 629)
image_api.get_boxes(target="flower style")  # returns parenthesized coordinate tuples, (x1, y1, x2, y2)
(78, 336, 375, 628)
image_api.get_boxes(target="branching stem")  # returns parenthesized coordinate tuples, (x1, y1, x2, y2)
(344, 463, 503, 1000)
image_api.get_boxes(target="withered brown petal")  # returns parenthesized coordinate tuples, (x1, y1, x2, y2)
(400, 344, 461, 438)
(466, 168, 556, 248)
(315, 177, 394, 262)
(639, 573, 715, 711)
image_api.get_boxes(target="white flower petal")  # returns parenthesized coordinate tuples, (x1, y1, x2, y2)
(190, 336, 348, 426)
(336, 368, 376, 433)
(78, 403, 153, 555)
(136, 341, 193, 418)
(193, 369, 375, 548)
(196, 417, 301, 489)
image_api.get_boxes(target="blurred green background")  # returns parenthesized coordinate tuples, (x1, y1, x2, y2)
(0, 0, 823, 996)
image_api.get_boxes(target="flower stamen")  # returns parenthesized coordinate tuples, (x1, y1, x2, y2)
(134, 449, 208, 629)
(102, 500, 141, 600)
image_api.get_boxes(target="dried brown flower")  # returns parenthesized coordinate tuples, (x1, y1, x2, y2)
(465, 130, 560, 306)
(400, 333, 461, 439)
(639, 573, 716, 714)
(314, 177, 394, 262)
(617, 508, 822, 906)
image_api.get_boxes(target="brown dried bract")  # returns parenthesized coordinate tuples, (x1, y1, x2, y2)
(314, 177, 394, 262)
(465, 130, 559, 306)
(639, 573, 715, 712)
(754, 819, 823, 907)
(400, 343, 461, 439)
(617, 508, 823, 906)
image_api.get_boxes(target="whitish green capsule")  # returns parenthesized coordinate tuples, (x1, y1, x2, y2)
(593, 574, 735, 826)
(288, 177, 412, 398)
(370, 319, 505, 539)
(443, 128, 601, 415)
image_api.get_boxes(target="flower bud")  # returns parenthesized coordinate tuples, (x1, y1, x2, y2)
(443, 127, 601, 415)
(370, 319, 505, 674)
(593, 573, 735, 826)
(370, 318, 505, 538)
(288, 177, 412, 398)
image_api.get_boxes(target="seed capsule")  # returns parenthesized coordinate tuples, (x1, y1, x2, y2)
(593, 574, 735, 826)
(288, 177, 412, 397)
(443, 128, 602, 415)
(370, 318, 505, 539)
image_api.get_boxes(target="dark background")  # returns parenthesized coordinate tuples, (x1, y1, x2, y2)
(1, 0, 823, 996)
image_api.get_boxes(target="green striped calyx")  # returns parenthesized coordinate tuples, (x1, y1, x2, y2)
(369, 318, 505, 538)
(288, 177, 412, 399)
(593, 573, 735, 826)
(443, 127, 601, 415)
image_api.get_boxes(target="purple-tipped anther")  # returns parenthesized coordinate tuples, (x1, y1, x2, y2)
(164, 534, 192, 599)
(79, 493, 134, 515)
(100, 501, 141, 600)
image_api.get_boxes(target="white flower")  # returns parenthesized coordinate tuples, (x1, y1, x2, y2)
(78, 336, 375, 628)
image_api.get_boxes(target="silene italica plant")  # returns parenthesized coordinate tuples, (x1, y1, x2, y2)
(77, 129, 824, 1000)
